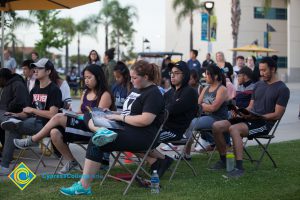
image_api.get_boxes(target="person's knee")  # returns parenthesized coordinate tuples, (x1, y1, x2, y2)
(212, 121, 225, 134)
(50, 129, 62, 143)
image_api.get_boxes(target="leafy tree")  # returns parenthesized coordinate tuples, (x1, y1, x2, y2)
(172, 0, 201, 50)
(29, 10, 66, 57)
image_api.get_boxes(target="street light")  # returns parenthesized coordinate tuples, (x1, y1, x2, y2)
(204, 1, 214, 54)
(142, 38, 150, 52)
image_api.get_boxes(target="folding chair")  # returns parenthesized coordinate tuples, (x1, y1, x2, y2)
(100, 110, 169, 195)
(243, 119, 281, 169)
(192, 129, 217, 165)
(13, 137, 54, 173)
(53, 141, 86, 174)
(164, 120, 200, 182)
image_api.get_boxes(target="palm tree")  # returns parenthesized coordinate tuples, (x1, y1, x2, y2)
(98, 0, 120, 51)
(172, 0, 201, 50)
(231, 0, 241, 65)
(110, 4, 137, 60)
(56, 17, 76, 74)
(3, 12, 33, 57)
(75, 16, 98, 75)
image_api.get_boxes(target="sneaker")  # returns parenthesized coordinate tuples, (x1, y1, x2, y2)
(92, 128, 118, 147)
(58, 160, 80, 174)
(209, 160, 226, 170)
(1, 118, 22, 130)
(226, 168, 244, 178)
(157, 155, 174, 178)
(160, 144, 178, 151)
(60, 181, 92, 196)
(173, 154, 192, 161)
(0, 165, 10, 176)
(13, 136, 35, 149)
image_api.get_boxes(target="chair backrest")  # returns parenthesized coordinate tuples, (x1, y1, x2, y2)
(267, 119, 281, 137)
(150, 109, 169, 150)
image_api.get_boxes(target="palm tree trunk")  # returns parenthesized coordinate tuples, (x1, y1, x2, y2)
(117, 29, 120, 61)
(231, 0, 241, 65)
(105, 23, 108, 51)
(190, 10, 193, 50)
(65, 42, 69, 75)
(77, 33, 81, 76)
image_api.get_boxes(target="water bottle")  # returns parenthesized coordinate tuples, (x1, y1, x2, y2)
(226, 151, 235, 172)
(150, 170, 160, 194)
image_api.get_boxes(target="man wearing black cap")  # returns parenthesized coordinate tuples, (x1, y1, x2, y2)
(147, 61, 198, 178)
(0, 58, 62, 176)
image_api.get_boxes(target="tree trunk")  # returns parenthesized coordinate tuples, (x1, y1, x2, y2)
(231, 0, 241, 65)
(190, 10, 193, 50)
(65, 42, 69, 75)
(117, 29, 120, 61)
(77, 33, 81, 76)
(12, 40, 16, 57)
(105, 23, 108, 51)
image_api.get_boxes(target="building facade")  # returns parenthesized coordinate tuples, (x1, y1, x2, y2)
(165, 0, 299, 81)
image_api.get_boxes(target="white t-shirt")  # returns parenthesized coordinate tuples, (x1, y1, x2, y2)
(60, 80, 72, 107)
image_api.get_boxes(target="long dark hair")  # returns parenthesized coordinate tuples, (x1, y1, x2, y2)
(49, 68, 62, 85)
(206, 64, 226, 86)
(113, 61, 132, 93)
(82, 64, 115, 110)
(88, 50, 100, 64)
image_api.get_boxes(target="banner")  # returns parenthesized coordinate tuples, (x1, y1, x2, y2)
(201, 13, 208, 41)
(210, 15, 217, 41)
(201, 14, 217, 41)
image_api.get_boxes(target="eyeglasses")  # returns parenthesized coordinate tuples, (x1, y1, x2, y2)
(169, 72, 183, 76)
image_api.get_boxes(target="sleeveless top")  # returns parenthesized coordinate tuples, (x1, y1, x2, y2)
(203, 84, 228, 120)
(80, 90, 99, 113)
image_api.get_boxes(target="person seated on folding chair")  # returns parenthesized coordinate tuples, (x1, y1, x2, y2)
(0, 68, 29, 159)
(145, 61, 198, 177)
(13, 64, 115, 174)
(211, 57, 290, 178)
(184, 64, 230, 156)
(0, 58, 62, 176)
(58, 60, 164, 196)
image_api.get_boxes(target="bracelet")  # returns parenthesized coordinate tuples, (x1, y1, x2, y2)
(123, 115, 126, 122)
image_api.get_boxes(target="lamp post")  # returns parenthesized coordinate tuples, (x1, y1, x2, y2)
(142, 37, 150, 52)
(204, 1, 214, 54)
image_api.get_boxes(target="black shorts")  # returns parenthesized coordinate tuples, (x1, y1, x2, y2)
(157, 129, 183, 144)
(228, 118, 275, 139)
(57, 116, 93, 143)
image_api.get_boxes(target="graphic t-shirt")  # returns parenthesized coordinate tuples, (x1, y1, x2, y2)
(121, 85, 164, 137)
(30, 82, 62, 125)
(112, 83, 129, 110)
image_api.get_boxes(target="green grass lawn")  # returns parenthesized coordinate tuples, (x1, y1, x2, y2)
(1, 140, 300, 200)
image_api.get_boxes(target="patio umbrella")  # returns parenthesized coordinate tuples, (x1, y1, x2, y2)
(0, 0, 100, 67)
(230, 44, 277, 53)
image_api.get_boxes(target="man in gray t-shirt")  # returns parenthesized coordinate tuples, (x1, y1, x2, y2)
(211, 57, 290, 178)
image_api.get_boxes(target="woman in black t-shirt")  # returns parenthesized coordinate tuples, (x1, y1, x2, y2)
(60, 60, 165, 196)
(216, 51, 234, 82)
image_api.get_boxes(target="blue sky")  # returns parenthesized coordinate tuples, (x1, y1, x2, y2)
(14, 0, 165, 57)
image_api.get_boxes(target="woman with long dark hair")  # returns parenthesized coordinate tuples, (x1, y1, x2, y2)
(14, 64, 114, 174)
(185, 64, 229, 156)
(87, 50, 101, 66)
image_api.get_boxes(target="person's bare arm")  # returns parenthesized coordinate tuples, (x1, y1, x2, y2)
(23, 106, 59, 119)
(106, 112, 156, 127)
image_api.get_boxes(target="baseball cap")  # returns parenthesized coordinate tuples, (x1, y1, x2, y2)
(31, 58, 54, 70)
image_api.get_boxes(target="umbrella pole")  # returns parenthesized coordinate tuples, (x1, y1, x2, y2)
(1, 10, 4, 68)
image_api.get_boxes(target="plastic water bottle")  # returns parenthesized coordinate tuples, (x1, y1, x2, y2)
(226, 151, 235, 172)
(150, 170, 160, 194)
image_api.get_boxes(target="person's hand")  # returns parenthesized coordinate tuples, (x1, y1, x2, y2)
(4, 112, 15, 116)
(105, 114, 121, 121)
(231, 110, 238, 118)
(23, 107, 34, 114)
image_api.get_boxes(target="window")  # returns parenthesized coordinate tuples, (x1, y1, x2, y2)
(254, 7, 287, 20)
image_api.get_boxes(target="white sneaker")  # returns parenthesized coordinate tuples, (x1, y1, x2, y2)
(0, 165, 10, 176)
(160, 143, 178, 151)
(1, 118, 22, 130)
(58, 160, 80, 174)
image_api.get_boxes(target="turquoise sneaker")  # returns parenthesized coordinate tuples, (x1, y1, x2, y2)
(60, 181, 92, 196)
(92, 128, 118, 147)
